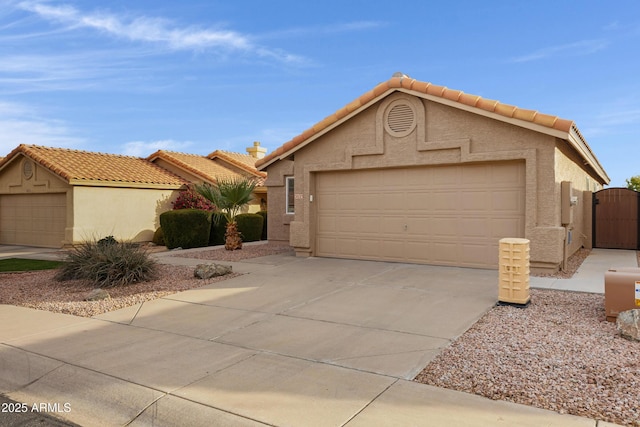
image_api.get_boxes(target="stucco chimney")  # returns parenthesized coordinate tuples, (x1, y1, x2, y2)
(246, 141, 267, 159)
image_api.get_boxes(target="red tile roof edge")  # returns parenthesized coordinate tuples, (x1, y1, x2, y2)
(207, 150, 267, 178)
(147, 150, 220, 183)
(255, 76, 577, 169)
(3, 144, 188, 186)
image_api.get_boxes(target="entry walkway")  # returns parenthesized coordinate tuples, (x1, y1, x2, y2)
(531, 248, 638, 293)
(0, 245, 631, 426)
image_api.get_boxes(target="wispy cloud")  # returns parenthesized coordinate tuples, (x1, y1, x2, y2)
(122, 139, 194, 157)
(510, 39, 608, 63)
(0, 100, 84, 154)
(16, 1, 306, 64)
(596, 109, 640, 127)
(0, 49, 161, 93)
(258, 20, 387, 40)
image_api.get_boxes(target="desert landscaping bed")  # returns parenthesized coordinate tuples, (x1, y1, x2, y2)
(1, 245, 638, 425)
(170, 241, 294, 262)
(415, 289, 640, 426)
(0, 242, 294, 318)
(0, 265, 241, 318)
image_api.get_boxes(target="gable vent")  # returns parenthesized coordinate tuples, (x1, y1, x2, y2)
(387, 103, 415, 134)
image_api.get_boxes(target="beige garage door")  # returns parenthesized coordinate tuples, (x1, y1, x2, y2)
(315, 162, 525, 268)
(0, 193, 66, 247)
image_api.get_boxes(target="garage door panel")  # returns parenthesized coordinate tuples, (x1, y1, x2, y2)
(431, 217, 458, 238)
(317, 216, 336, 233)
(0, 193, 66, 247)
(317, 237, 336, 254)
(492, 190, 523, 212)
(462, 243, 495, 267)
(460, 218, 490, 237)
(430, 242, 458, 264)
(381, 216, 404, 234)
(429, 192, 459, 211)
(406, 217, 431, 235)
(491, 217, 523, 237)
(315, 163, 525, 268)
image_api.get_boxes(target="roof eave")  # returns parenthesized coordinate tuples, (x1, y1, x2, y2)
(256, 88, 395, 170)
(257, 85, 610, 185)
(69, 179, 186, 189)
(566, 128, 610, 185)
(209, 151, 267, 177)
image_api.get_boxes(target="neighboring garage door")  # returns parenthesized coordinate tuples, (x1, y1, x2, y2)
(0, 193, 66, 247)
(315, 162, 525, 268)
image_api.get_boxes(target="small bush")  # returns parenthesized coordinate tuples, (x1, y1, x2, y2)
(160, 209, 211, 249)
(209, 215, 228, 246)
(56, 239, 157, 288)
(236, 213, 264, 242)
(172, 186, 216, 211)
(152, 227, 165, 246)
(97, 235, 117, 247)
(257, 211, 267, 240)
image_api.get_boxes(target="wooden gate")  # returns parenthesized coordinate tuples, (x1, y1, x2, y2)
(593, 188, 640, 249)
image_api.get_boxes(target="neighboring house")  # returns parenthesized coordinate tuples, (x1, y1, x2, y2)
(0, 142, 269, 248)
(148, 144, 267, 213)
(256, 73, 610, 273)
(0, 144, 187, 247)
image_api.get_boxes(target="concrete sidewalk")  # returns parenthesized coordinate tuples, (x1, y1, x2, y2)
(0, 246, 630, 426)
(531, 248, 638, 293)
(0, 245, 65, 261)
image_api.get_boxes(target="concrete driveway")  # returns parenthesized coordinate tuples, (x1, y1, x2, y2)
(1, 251, 607, 426)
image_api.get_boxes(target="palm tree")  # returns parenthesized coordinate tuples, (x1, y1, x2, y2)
(195, 177, 257, 250)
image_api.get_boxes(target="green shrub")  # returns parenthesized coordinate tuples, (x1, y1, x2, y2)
(160, 209, 211, 249)
(257, 211, 267, 240)
(97, 235, 117, 247)
(152, 227, 165, 246)
(209, 215, 228, 246)
(236, 213, 264, 242)
(55, 239, 157, 288)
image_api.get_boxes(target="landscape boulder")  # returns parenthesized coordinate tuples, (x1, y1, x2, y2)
(85, 289, 110, 301)
(194, 263, 233, 279)
(616, 309, 640, 341)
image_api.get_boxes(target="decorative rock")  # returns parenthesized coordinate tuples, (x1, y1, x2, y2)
(616, 309, 640, 341)
(85, 288, 110, 301)
(194, 263, 233, 279)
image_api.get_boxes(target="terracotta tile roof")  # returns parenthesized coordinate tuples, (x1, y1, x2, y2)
(0, 144, 187, 187)
(207, 150, 267, 179)
(255, 75, 595, 172)
(148, 150, 266, 186)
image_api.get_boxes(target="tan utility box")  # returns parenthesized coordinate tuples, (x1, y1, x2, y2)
(498, 238, 531, 306)
(604, 268, 640, 322)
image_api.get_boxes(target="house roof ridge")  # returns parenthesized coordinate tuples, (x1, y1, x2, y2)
(256, 75, 585, 170)
(207, 149, 267, 178)
(2, 144, 187, 186)
(151, 150, 220, 183)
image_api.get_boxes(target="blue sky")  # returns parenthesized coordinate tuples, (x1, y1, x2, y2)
(0, 0, 638, 186)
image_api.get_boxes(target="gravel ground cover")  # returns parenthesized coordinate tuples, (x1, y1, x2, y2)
(0, 242, 294, 318)
(2, 245, 638, 424)
(415, 289, 640, 426)
(170, 241, 294, 262)
(0, 265, 241, 318)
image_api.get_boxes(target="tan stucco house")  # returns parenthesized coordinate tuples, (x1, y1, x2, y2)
(0, 144, 187, 247)
(147, 145, 267, 212)
(257, 73, 610, 273)
(0, 142, 268, 248)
